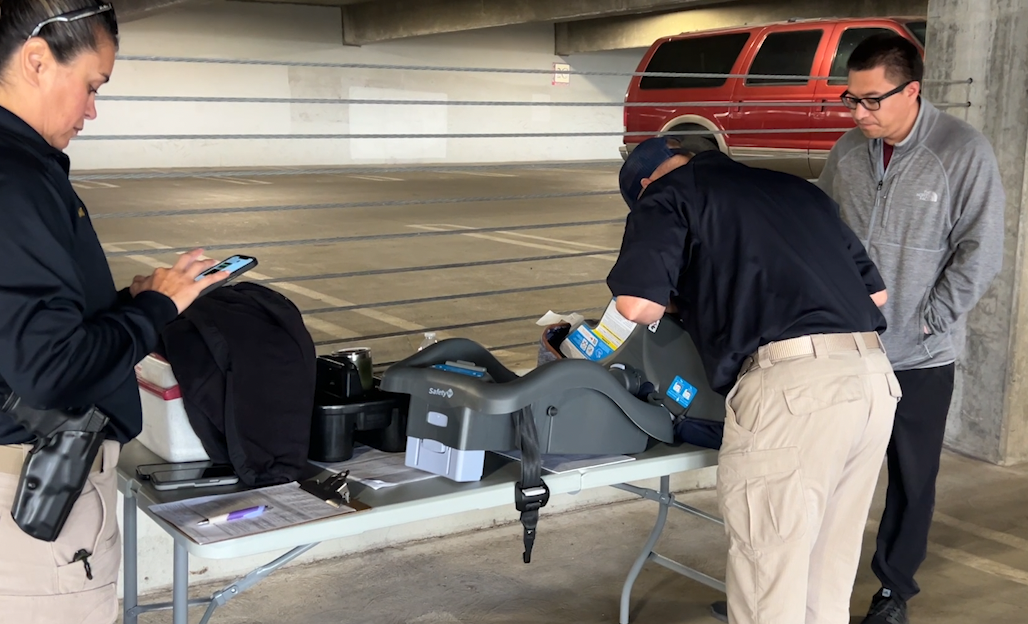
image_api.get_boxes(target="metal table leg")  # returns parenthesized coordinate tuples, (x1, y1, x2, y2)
(125, 534, 320, 624)
(123, 487, 139, 624)
(173, 541, 189, 624)
(197, 543, 319, 624)
(619, 475, 671, 624)
(615, 474, 727, 624)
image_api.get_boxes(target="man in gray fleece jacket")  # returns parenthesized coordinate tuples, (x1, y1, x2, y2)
(817, 33, 1004, 624)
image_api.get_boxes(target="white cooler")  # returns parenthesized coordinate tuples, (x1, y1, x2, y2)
(135, 354, 209, 462)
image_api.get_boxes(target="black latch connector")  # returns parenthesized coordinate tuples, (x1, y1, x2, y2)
(515, 480, 550, 564)
(514, 480, 550, 513)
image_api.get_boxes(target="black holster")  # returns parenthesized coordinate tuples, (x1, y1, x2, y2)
(1, 384, 109, 542)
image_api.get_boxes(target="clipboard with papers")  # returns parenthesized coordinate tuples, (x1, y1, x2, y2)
(149, 478, 368, 545)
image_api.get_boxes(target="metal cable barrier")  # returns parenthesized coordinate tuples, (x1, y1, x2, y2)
(84, 54, 974, 363)
(113, 54, 973, 84)
(73, 128, 908, 141)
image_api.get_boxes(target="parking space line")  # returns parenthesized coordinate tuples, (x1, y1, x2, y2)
(409, 224, 618, 260)
(495, 231, 612, 251)
(194, 176, 273, 185)
(438, 170, 517, 178)
(934, 513, 1028, 552)
(548, 168, 619, 175)
(867, 519, 1028, 587)
(102, 241, 357, 339)
(101, 242, 168, 270)
(302, 317, 360, 340)
(101, 240, 520, 357)
(74, 181, 121, 190)
(349, 175, 404, 182)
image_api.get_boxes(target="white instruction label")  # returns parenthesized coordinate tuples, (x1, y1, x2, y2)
(560, 299, 638, 361)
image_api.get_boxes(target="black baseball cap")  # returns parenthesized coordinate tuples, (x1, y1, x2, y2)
(619, 137, 685, 211)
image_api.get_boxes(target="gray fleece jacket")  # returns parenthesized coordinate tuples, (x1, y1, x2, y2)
(817, 99, 1004, 371)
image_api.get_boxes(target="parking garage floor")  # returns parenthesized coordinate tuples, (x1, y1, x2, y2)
(126, 451, 1028, 624)
(88, 165, 1028, 624)
(83, 161, 626, 373)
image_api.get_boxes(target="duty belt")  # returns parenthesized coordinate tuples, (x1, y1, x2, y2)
(0, 444, 103, 477)
(743, 331, 883, 374)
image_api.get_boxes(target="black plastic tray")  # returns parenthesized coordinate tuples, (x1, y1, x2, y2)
(309, 387, 410, 462)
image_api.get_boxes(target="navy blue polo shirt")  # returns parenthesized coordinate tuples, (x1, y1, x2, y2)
(607, 151, 887, 396)
(0, 105, 178, 445)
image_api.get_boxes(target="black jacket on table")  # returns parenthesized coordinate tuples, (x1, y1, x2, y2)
(0, 106, 178, 445)
(157, 282, 316, 488)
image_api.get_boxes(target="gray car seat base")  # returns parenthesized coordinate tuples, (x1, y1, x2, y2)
(381, 312, 721, 564)
(382, 338, 675, 455)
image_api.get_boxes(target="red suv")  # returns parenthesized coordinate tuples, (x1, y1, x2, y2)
(622, 17, 926, 179)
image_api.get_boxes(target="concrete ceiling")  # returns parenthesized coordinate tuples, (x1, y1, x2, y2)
(241, 0, 373, 5)
(337, 0, 735, 46)
(119, 0, 926, 52)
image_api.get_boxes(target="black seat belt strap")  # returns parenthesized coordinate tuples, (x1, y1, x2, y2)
(513, 405, 549, 564)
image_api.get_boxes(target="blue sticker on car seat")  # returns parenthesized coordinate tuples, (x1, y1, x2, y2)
(666, 376, 698, 409)
(432, 364, 485, 378)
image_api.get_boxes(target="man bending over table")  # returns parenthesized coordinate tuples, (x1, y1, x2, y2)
(607, 137, 901, 624)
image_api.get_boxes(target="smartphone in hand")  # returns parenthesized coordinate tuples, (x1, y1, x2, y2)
(196, 254, 258, 296)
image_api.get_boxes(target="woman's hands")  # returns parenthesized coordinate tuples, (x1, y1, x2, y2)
(128, 249, 230, 313)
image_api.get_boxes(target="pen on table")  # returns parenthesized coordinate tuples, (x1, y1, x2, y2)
(197, 505, 272, 526)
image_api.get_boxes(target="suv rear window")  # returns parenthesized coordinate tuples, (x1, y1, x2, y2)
(640, 32, 750, 90)
(905, 20, 927, 46)
(829, 27, 901, 85)
(745, 29, 824, 86)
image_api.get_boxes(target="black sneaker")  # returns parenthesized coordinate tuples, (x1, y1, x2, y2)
(861, 588, 908, 624)
(709, 600, 728, 622)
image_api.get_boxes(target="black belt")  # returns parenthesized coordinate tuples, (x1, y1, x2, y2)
(513, 405, 550, 564)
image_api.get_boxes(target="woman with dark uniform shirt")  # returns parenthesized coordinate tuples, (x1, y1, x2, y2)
(0, 2, 225, 621)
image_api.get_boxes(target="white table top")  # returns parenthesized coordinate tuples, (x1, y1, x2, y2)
(118, 441, 718, 560)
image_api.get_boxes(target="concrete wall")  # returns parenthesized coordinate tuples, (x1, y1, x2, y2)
(66, 1, 645, 171)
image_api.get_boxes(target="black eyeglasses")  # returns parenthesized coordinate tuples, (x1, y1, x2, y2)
(29, 3, 115, 39)
(840, 81, 913, 111)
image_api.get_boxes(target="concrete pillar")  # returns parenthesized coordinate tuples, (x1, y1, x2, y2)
(923, 0, 1028, 464)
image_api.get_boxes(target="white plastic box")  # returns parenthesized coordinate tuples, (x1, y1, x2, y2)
(405, 435, 485, 482)
(135, 354, 209, 462)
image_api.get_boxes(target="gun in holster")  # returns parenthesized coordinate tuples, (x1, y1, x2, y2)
(0, 383, 109, 542)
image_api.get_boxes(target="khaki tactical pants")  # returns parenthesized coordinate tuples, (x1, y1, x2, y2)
(0, 440, 121, 624)
(717, 333, 901, 624)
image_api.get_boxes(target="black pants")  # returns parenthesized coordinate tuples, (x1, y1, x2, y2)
(871, 363, 955, 601)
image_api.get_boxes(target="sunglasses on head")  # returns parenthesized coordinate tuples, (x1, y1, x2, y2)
(840, 81, 913, 111)
(29, 3, 115, 39)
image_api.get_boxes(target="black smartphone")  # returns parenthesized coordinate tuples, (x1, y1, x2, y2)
(196, 254, 258, 296)
(151, 465, 239, 491)
(136, 460, 214, 480)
